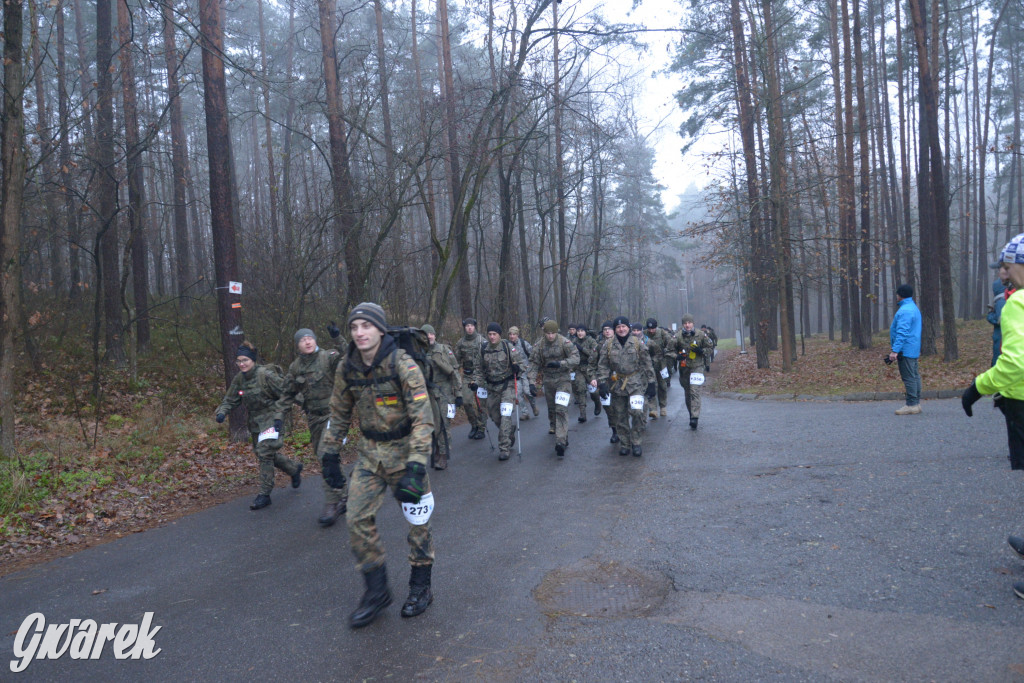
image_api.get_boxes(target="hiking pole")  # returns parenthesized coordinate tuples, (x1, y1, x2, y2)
(515, 376, 522, 461)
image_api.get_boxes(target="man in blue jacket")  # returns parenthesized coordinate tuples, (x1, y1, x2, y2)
(889, 283, 923, 415)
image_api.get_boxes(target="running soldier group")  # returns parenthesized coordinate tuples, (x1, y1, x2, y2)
(214, 302, 716, 628)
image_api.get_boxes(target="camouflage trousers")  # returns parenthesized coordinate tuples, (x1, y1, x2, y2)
(483, 381, 518, 456)
(251, 434, 301, 496)
(544, 379, 572, 447)
(572, 369, 594, 420)
(429, 389, 454, 468)
(308, 414, 346, 505)
(679, 371, 703, 418)
(654, 366, 669, 409)
(348, 459, 434, 572)
(460, 377, 486, 430)
(610, 394, 647, 448)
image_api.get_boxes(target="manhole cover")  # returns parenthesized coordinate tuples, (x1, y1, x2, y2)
(534, 560, 670, 618)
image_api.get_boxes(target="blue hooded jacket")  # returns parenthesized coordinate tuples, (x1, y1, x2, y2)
(890, 297, 921, 358)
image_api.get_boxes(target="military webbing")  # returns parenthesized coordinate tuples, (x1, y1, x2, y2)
(360, 417, 413, 442)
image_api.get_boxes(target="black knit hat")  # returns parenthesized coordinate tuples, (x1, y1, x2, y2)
(236, 344, 258, 361)
(348, 302, 388, 333)
(631, 322, 643, 331)
(486, 322, 502, 335)
(463, 317, 477, 327)
(576, 323, 588, 333)
(646, 318, 658, 329)
(601, 320, 613, 331)
(612, 316, 630, 328)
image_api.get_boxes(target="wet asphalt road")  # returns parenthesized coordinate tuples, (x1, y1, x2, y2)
(2, 376, 1023, 681)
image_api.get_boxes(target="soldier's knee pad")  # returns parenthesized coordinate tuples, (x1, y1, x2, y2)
(321, 452, 346, 489)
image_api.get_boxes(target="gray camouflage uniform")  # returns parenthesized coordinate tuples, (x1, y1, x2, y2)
(667, 329, 714, 419)
(528, 334, 580, 448)
(472, 339, 524, 459)
(454, 332, 487, 432)
(596, 335, 655, 449)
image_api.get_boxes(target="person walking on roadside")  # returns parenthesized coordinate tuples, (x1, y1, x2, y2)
(596, 316, 655, 457)
(961, 234, 1024, 601)
(645, 318, 673, 418)
(318, 302, 436, 627)
(591, 321, 618, 442)
(472, 323, 524, 462)
(215, 341, 303, 511)
(528, 320, 580, 456)
(454, 318, 487, 439)
(668, 314, 713, 430)
(989, 262, 1011, 366)
(422, 324, 462, 470)
(274, 326, 346, 526)
(889, 284, 923, 415)
(508, 326, 538, 420)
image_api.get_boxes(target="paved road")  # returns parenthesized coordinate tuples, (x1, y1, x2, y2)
(3, 379, 1023, 681)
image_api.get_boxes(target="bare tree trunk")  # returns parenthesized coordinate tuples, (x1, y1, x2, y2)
(853, 0, 872, 347)
(317, 0, 363, 307)
(119, 0, 150, 352)
(895, 0, 916, 292)
(162, 0, 192, 314)
(1, 0, 27, 457)
(199, 0, 245, 438)
(256, 0, 280, 268)
(56, 0, 82, 302)
(280, 0, 296, 259)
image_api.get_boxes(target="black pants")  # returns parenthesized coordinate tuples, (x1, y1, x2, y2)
(995, 396, 1024, 470)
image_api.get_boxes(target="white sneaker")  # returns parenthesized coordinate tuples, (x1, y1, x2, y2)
(894, 404, 922, 415)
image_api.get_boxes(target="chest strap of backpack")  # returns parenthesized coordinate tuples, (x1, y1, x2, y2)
(360, 418, 413, 443)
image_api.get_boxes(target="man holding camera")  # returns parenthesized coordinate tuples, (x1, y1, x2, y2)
(889, 284, 923, 415)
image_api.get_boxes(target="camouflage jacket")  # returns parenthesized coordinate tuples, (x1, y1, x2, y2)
(589, 335, 612, 376)
(426, 341, 462, 401)
(645, 327, 674, 371)
(572, 334, 598, 377)
(528, 334, 579, 386)
(454, 332, 486, 378)
(216, 365, 284, 433)
(274, 346, 343, 420)
(597, 334, 654, 395)
(667, 330, 714, 371)
(319, 335, 434, 471)
(508, 338, 533, 373)
(473, 339, 524, 389)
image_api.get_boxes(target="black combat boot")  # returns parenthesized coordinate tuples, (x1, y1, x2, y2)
(468, 427, 478, 440)
(555, 443, 565, 457)
(689, 417, 698, 430)
(610, 428, 619, 443)
(1009, 536, 1024, 560)
(618, 447, 629, 456)
(318, 500, 345, 527)
(632, 445, 642, 457)
(291, 462, 303, 488)
(250, 494, 272, 510)
(350, 565, 392, 628)
(593, 395, 601, 416)
(401, 565, 433, 618)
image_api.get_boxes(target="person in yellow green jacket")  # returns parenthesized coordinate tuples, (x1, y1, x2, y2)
(961, 233, 1024, 602)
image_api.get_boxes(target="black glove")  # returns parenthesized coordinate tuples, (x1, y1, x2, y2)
(676, 351, 687, 362)
(327, 320, 341, 338)
(455, 396, 464, 408)
(468, 382, 478, 392)
(394, 462, 427, 504)
(529, 383, 537, 397)
(546, 361, 561, 369)
(215, 413, 226, 423)
(273, 419, 283, 433)
(961, 381, 982, 417)
(598, 382, 610, 399)
(646, 382, 656, 399)
(321, 452, 345, 489)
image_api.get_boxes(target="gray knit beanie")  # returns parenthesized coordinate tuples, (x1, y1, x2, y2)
(347, 302, 388, 333)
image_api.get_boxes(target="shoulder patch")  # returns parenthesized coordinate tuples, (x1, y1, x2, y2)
(407, 362, 419, 372)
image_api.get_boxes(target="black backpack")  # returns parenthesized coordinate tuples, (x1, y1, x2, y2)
(388, 326, 433, 387)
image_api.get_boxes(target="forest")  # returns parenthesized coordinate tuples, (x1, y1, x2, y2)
(0, 0, 1021, 457)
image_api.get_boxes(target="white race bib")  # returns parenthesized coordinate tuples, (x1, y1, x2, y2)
(257, 427, 279, 443)
(660, 367, 669, 379)
(476, 387, 488, 399)
(600, 394, 611, 406)
(446, 404, 456, 419)
(570, 372, 576, 381)
(401, 491, 434, 526)
(690, 372, 705, 386)
(500, 402, 514, 417)
(554, 391, 571, 406)
(587, 383, 597, 394)
(629, 395, 645, 411)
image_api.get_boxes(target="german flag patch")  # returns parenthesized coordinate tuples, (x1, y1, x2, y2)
(412, 391, 428, 402)
(375, 394, 400, 407)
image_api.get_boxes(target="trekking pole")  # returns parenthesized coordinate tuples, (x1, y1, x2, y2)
(515, 376, 522, 461)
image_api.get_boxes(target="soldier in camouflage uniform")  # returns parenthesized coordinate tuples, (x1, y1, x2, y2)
(645, 318, 673, 419)
(507, 326, 537, 419)
(668, 313, 714, 430)
(596, 317, 656, 457)
(319, 303, 436, 628)
(528, 320, 580, 456)
(571, 325, 599, 423)
(274, 326, 346, 526)
(471, 323, 524, 461)
(590, 321, 616, 441)
(454, 318, 487, 439)
(216, 341, 303, 511)
(422, 324, 462, 470)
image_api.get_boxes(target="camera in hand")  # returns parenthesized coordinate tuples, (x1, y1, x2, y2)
(883, 355, 893, 365)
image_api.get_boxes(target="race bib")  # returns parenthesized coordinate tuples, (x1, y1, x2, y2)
(446, 404, 456, 419)
(660, 367, 669, 379)
(554, 391, 571, 406)
(629, 395, 645, 411)
(401, 491, 434, 526)
(500, 402, 514, 417)
(690, 372, 705, 386)
(257, 427, 279, 443)
(570, 372, 576, 381)
(476, 387, 488, 399)
(600, 394, 611, 406)
(587, 383, 597, 394)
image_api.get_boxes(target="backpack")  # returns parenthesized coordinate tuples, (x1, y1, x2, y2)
(388, 326, 434, 387)
(257, 363, 286, 397)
